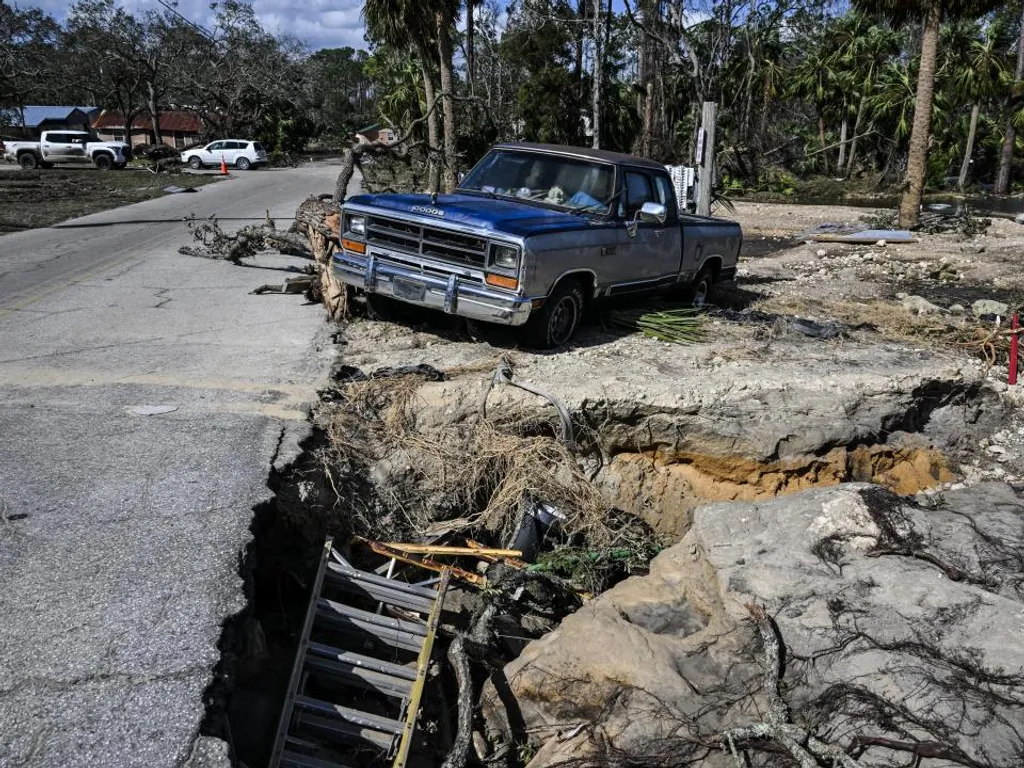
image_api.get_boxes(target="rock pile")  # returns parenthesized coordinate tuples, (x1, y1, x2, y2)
(487, 483, 1024, 767)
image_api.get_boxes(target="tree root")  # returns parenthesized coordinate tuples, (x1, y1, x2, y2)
(717, 604, 862, 768)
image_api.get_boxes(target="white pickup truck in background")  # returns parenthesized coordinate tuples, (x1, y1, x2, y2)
(3, 130, 132, 170)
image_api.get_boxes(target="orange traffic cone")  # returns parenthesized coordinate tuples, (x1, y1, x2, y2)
(220, 154, 228, 175)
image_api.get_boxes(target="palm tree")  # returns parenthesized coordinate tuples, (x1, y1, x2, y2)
(835, 15, 901, 177)
(363, 0, 443, 192)
(854, 0, 1002, 227)
(995, 3, 1024, 195)
(432, 0, 460, 191)
(942, 20, 1006, 189)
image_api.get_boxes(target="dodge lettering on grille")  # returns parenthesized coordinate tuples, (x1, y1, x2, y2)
(411, 206, 445, 217)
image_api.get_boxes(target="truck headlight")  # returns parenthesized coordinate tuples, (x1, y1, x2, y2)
(490, 243, 520, 270)
(348, 214, 366, 236)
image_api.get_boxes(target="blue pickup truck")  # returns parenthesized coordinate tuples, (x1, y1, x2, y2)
(335, 143, 742, 347)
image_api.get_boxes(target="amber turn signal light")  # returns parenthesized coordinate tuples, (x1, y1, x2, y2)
(341, 238, 366, 254)
(485, 273, 518, 290)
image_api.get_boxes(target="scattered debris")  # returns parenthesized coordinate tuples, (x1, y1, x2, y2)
(863, 205, 991, 235)
(973, 299, 1011, 317)
(810, 228, 916, 244)
(604, 305, 705, 343)
(901, 294, 946, 316)
(251, 275, 315, 295)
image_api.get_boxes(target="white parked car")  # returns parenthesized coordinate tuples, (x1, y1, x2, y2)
(181, 139, 267, 171)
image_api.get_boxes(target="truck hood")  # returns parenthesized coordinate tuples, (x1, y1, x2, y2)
(346, 192, 604, 237)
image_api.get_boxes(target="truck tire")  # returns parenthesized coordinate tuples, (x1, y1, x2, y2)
(18, 153, 38, 170)
(522, 279, 584, 349)
(691, 266, 715, 308)
(188, 156, 203, 170)
(93, 153, 113, 170)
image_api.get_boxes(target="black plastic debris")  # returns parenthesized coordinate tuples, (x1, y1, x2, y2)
(788, 318, 847, 339)
(508, 500, 566, 562)
(370, 364, 447, 381)
(330, 363, 368, 383)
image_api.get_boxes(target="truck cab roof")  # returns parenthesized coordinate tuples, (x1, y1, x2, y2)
(491, 143, 669, 172)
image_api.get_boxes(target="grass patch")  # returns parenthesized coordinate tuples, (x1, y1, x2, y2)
(0, 166, 221, 233)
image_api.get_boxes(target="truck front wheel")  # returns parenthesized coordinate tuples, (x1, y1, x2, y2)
(18, 153, 38, 170)
(522, 279, 584, 349)
(93, 154, 113, 170)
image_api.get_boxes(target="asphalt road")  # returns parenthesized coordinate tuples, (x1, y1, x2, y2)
(0, 164, 343, 767)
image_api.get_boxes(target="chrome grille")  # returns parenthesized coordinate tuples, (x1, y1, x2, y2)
(367, 215, 487, 267)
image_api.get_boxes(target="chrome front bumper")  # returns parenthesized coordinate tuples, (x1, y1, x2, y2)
(334, 250, 532, 327)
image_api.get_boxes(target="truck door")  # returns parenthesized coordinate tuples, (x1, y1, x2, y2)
(607, 170, 682, 293)
(41, 133, 76, 163)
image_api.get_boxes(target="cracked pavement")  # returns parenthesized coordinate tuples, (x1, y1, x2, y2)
(0, 164, 342, 767)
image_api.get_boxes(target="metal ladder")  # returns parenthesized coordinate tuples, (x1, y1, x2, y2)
(269, 538, 450, 768)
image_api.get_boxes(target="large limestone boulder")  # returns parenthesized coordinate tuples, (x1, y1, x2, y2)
(487, 482, 1024, 767)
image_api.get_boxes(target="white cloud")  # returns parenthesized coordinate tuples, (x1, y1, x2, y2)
(21, 0, 367, 51)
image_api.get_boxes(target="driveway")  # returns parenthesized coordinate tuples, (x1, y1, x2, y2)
(0, 164, 343, 767)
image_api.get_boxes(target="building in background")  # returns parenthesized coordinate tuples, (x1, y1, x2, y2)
(0, 106, 98, 139)
(92, 110, 203, 149)
(354, 123, 396, 145)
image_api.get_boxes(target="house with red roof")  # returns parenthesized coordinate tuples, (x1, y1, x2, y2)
(92, 110, 203, 149)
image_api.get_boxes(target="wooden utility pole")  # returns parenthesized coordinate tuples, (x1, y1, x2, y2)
(696, 101, 717, 217)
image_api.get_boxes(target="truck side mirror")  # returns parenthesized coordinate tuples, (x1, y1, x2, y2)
(638, 201, 667, 225)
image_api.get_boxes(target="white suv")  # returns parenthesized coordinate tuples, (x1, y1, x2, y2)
(181, 139, 268, 171)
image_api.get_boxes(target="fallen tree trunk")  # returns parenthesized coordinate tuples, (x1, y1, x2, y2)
(292, 195, 346, 321)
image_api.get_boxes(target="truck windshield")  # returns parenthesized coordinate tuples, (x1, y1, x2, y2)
(458, 149, 616, 215)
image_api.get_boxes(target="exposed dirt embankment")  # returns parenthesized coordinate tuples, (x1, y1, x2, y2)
(600, 444, 954, 534)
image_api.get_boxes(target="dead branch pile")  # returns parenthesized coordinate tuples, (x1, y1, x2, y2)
(317, 365, 657, 559)
(862, 206, 991, 236)
(179, 212, 312, 263)
(178, 195, 348, 321)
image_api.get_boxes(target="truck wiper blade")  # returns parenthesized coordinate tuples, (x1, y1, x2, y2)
(462, 187, 500, 200)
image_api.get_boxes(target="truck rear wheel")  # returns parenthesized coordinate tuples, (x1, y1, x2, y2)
(691, 266, 715, 308)
(18, 153, 38, 170)
(521, 279, 584, 349)
(93, 153, 113, 170)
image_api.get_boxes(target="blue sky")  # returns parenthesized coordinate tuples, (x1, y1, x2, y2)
(22, 0, 368, 51)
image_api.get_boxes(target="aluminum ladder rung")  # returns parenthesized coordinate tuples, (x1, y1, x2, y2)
(326, 560, 438, 600)
(295, 695, 406, 735)
(306, 641, 417, 681)
(280, 749, 355, 768)
(315, 600, 427, 653)
(325, 568, 435, 613)
(304, 655, 413, 699)
(317, 598, 429, 637)
(295, 712, 397, 752)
